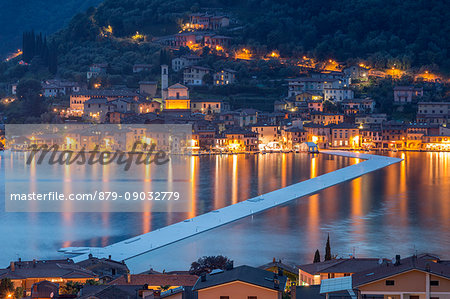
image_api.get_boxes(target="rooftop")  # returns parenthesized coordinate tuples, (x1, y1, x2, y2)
(352, 255, 450, 287)
(192, 265, 287, 292)
(109, 274, 198, 286)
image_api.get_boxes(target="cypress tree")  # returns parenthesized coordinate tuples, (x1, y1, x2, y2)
(313, 249, 321, 263)
(325, 234, 332, 261)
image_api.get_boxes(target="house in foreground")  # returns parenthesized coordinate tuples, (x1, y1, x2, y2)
(192, 265, 287, 299)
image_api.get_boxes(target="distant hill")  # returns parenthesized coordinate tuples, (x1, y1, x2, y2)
(0, 0, 102, 58)
(54, 0, 450, 72)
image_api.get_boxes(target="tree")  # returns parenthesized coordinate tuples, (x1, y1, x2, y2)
(59, 281, 82, 295)
(325, 234, 332, 261)
(16, 79, 45, 117)
(0, 278, 15, 298)
(313, 249, 321, 263)
(189, 255, 233, 276)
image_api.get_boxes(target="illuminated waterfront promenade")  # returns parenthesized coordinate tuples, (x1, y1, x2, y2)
(65, 151, 402, 266)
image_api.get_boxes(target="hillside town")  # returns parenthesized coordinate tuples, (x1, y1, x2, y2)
(4, 61, 449, 153)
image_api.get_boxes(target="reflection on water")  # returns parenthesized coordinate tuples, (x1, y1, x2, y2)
(0, 152, 348, 264)
(124, 151, 450, 273)
(1, 152, 449, 271)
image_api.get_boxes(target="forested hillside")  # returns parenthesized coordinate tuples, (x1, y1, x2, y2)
(0, 0, 102, 57)
(55, 0, 450, 71)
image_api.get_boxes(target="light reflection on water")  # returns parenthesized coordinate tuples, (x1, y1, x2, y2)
(0, 151, 449, 271)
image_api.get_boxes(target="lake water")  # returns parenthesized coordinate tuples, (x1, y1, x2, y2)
(0, 151, 449, 272)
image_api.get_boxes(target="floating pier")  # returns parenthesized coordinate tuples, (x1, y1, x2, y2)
(64, 151, 402, 264)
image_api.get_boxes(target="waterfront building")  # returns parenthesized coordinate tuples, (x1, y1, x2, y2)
(417, 102, 450, 125)
(251, 123, 279, 145)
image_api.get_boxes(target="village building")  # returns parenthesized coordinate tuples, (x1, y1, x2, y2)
(287, 78, 346, 98)
(172, 54, 202, 72)
(324, 87, 354, 102)
(295, 91, 323, 102)
(222, 128, 258, 151)
(87, 63, 108, 79)
(361, 128, 383, 149)
(381, 121, 408, 149)
(183, 66, 212, 86)
(69, 89, 138, 116)
(251, 123, 279, 145)
(234, 108, 260, 127)
(0, 259, 97, 295)
(303, 123, 331, 149)
(393, 86, 424, 104)
(416, 101, 450, 125)
(174, 33, 198, 47)
(355, 114, 387, 127)
(188, 13, 230, 30)
(214, 69, 236, 85)
(192, 265, 287, 299)
(330, 123, 360, 148)
(203, 34, 232, 50)
(343, 65, 369, 81)
(297, 258, 387, 286)
(164, 83, 191, 110)
(139, 81, 158, 97)
(83, 98, 116, 122)
(274, 99, 295, 112)
(352, 255, 449, 299)
(341, 98, 375, 114)
(282, 127, 307, 149)
(311, 112, 344, 125)
(190, 99, 222, 114)
(307, 100, 324, 112)
(42, 80, 81, 97)
(132, 64, 152, 73)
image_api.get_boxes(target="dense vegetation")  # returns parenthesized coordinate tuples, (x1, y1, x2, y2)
(53, 0, 450, 72)
(0, 0, 102, 58)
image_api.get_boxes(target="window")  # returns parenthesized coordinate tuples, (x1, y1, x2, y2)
(220, 297, 229, 299)
(430, 280, 439, 286)
(385, 280, 395, 286)
(248, 297, 257, 299)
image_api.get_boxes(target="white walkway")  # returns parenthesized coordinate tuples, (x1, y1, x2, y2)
(64, 151, 402, 263)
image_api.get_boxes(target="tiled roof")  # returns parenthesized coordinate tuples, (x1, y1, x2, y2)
(352, 255, 450, 287)
(0, 260, 97, 280)
(109, 274, 198, 286)
(192, 265, 287, 291)
(298, 258, 386, 275)
(73, 89, 137, 97)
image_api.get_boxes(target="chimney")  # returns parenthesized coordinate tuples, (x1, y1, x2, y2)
(290, 282, 297, 299)
(278, 268, 283, 277)
(226, 261, 234, 271)
(161, 65, 168, 101)
(395, 255, 401, 266)
(88, 253, 93, 259)
(10, 262, 15, 272)
(18, 258, 21, 262)
(108, 255, 111, 260)
(201, 273, 206, 282)
(32, 259, 36, 268)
